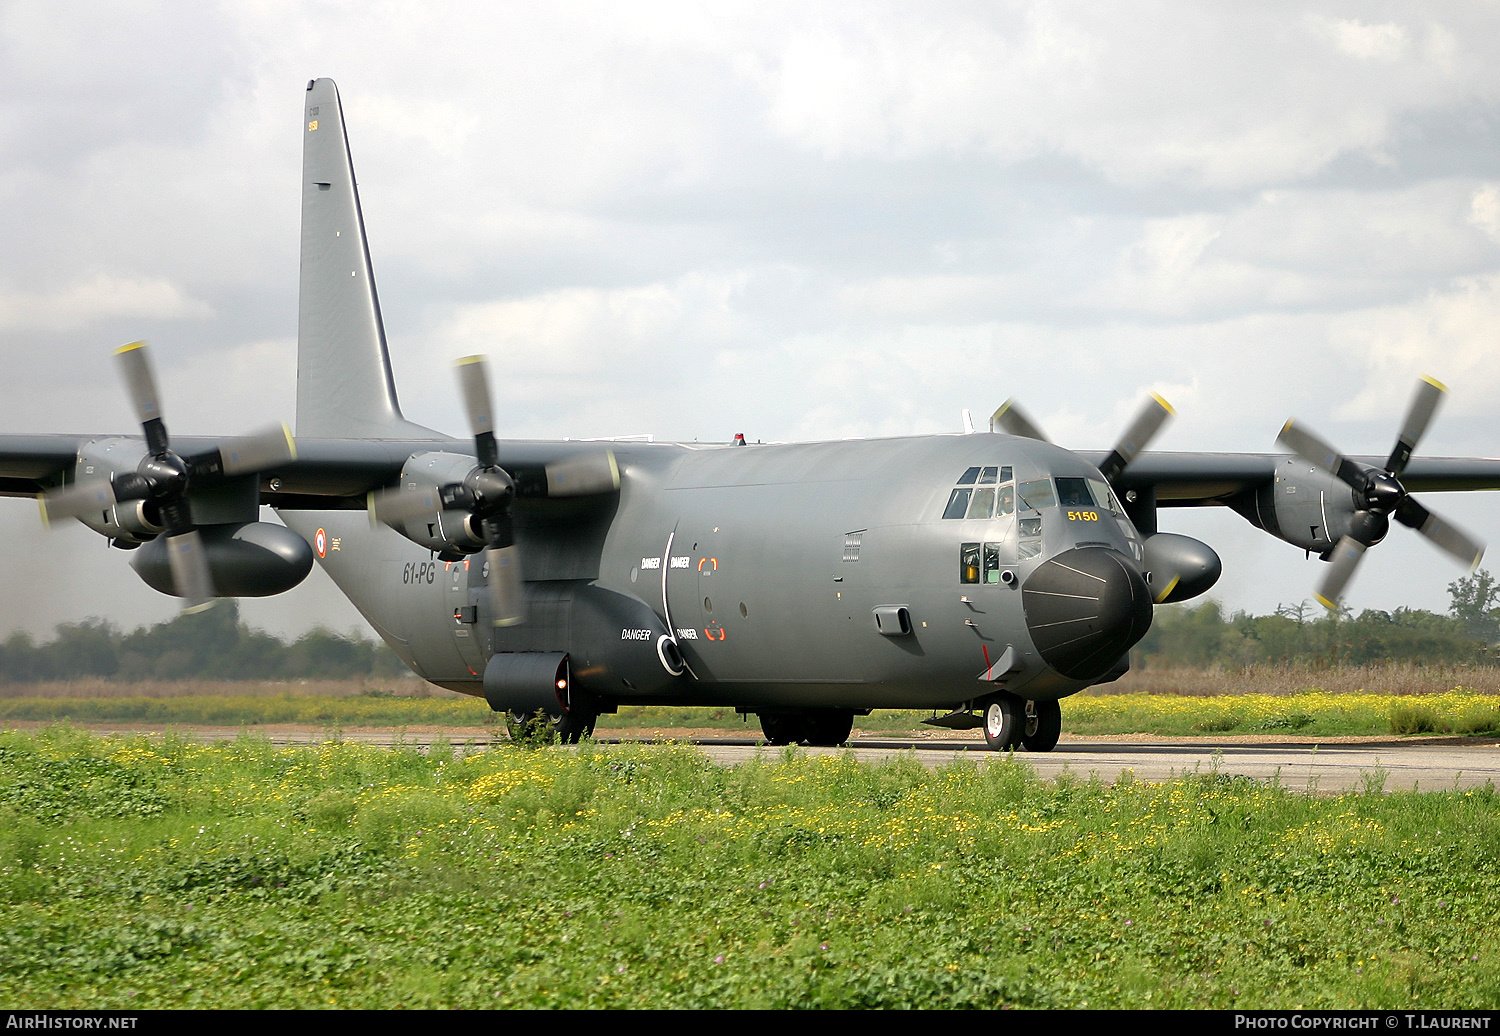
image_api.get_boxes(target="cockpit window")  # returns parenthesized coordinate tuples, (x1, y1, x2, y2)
(965, 487, 996, 520)
(1088, 479, 1121, 514)
(942, 488, 972, 519)
(996, 484, 1015, 517)
(945, 466, 1018, 518)
(1055, 477, 1092, 507)
(1017, 479, 1056, 511)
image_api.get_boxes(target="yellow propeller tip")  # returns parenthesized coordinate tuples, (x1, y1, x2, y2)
(114, 341, 147, 355)
(455, 355, 485, 367)
(1421, 374, 1449, 393)
(1314, 594, 1337, 610)
(281, 422, 297, 461)
(35, 495, 49, 528)
(1151, 393, 1176, 416)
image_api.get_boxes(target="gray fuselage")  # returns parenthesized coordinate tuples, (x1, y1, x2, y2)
(282, 430, 1145, 712)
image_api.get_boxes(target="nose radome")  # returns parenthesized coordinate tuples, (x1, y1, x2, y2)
(1022, 547, 1153, 681)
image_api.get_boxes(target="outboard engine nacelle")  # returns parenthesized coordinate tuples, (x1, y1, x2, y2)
(1142, 533, 1222, 603)
(131, 521, 313, 598)
(1227, 458, 1364, 555)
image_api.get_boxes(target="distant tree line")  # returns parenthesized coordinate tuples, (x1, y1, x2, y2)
(0, 602, 407, 682)
(1136, 569, 1500, 669)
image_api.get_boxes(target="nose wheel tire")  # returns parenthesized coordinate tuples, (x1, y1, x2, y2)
(508, 708, 597, 745)
(1020, 699, 1062, 752)
(983, 696, 1024, 751)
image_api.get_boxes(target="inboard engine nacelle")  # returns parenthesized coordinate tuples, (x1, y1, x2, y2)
(385, 451, 488, 558)
(1228, 458, 1366, 556)
(68, 438, 164, 546)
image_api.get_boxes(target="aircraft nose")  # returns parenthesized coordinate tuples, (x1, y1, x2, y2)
(1021, 547, 1153, 681)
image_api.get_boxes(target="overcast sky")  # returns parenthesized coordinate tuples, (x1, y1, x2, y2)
(4, 1, 1500, 641)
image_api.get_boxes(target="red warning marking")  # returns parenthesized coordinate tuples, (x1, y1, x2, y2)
(314, 528, 327, 558)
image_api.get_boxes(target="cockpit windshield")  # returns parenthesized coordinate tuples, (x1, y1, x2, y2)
(1016, 479, 1056, 511)
(1055, 476, 1121, 514)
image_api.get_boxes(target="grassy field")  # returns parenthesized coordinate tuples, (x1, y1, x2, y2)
(1, 725, 1497, 1008)
(1, 690, 1498, 737)
(0, 665, 1498, 737)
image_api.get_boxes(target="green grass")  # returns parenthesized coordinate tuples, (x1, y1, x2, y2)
(2, 725, 1499, 1008)
(4, 692, 1498, 738)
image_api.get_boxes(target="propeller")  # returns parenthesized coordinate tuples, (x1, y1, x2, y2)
(991, 393, 1175, 484)
(368, 356, 622, 627)
(38, 342, 297, 611)
(1276, 376, 1484, 609)
(369, 356, 525, 626)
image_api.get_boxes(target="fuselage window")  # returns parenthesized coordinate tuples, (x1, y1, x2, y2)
(983, 542, 1002, 583)
(961, 542, 981, 583)
(957, 467, 981, 485)
(965, 487, 996, 520)
(1017, 479, 1056, 510)
(996, 484, 1015, 517)
(943, 488, 972, 519)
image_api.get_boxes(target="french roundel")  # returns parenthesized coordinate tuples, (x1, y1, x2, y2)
(314, 528, 327, 558)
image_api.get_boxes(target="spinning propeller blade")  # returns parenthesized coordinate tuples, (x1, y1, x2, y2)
(1279, 375, 1483, 607)
(38, 341, 297, 610)
(990, 399, 1050, 441)
(1099, 394, 1175, 483)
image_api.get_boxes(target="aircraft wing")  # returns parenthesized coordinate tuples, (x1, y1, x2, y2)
(1081, 451, 1500, 505)
(0, 433, 632, 506)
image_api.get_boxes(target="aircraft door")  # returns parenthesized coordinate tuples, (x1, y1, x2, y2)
(445, 558, 485, 678)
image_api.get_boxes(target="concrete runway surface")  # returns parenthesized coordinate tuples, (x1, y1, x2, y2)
(50, 726, 1500, 794)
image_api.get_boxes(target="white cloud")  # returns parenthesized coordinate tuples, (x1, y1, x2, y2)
(1470, 184, 1500, 244)
(0, 274, 212, 332)
(1307, 16, 1410, 62)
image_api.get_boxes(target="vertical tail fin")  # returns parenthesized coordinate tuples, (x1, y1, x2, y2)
(297, 78, 437, 440)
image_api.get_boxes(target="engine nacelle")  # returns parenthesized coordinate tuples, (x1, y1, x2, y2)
(69, 438, 162, 547)
(1227, 457, 1367, 555)
(1142, 533, 1222, 603)
(386, 451, 486, 557)
(131, 521, 313, 598)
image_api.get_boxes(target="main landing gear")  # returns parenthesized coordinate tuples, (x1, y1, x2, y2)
(982, 694, 1061, 753)
(507, 707, 597, 745)
(758, 709, 855, 747)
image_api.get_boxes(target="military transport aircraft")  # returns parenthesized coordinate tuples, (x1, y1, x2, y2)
(5, 78, 1500, 752)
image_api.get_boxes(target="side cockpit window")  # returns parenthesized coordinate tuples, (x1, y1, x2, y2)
(943, 488, 972, 519)
(944, 466, 1014, 519)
